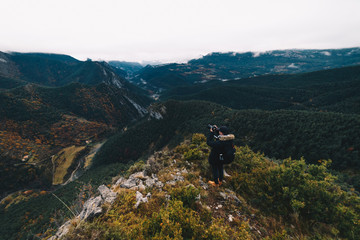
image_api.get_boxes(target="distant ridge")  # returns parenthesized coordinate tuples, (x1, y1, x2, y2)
(131, 47, 360, 91)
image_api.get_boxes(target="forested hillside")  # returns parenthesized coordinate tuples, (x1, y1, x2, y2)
(0, 82, 151, 197)
(94, 100, 360, 189)
(130, 48, 360, 91)
(0, 52, 141, 90)
(162, 64, 360, 114)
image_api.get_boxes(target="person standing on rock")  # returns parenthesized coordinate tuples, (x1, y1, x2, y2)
(206, 125, 235, 187)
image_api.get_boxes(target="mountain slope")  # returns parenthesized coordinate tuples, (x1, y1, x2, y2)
(131, 47, 360, 91)
(48, 134, 360, 240)
(0, 82, 150, 196)
(162, 64, 360, 114)
(0, 52, 147, 92)
(94, 100, 360, 173)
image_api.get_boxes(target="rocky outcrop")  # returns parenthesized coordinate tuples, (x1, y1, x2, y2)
(135, 191, 151, 208)
(50, 148, 209, 240)
(78, 195, 103, 220)
(49, 185, 117, 240)
(114, 171, 165, 191)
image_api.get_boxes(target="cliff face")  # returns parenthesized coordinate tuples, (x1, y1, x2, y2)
(49, 134, 360, 240)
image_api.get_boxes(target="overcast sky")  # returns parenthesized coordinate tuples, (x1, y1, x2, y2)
(1, 0, 360, 63)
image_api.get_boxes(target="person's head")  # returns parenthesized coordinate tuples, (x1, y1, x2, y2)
(218, 126, 229, 135)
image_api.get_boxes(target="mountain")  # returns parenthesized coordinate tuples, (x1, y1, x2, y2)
(0, 81, 151, 196)
(0, 51, 153, 198)
(162, 64, 360, 114)
(108, 60, 144, 77)
(131, 47, 360, 92)
(1, 48, 360, 239)
(0, 52, 142, 90)
(94, 101, 360, 176)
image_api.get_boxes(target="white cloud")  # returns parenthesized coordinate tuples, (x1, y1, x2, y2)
(0, 0, 359, 62)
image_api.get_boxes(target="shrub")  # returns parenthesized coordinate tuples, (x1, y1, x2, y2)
(184, 148, 204, 161)
(127, 160, 146, 175)
(169, 185, 200, 209)
(228, 147, 360, 239)
(191, 133, 207, 145)
(143, 200, 203, 239)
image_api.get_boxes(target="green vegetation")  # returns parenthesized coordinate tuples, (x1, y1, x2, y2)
(62, 134, 359, 239)
(229, 146, 360, 239)
(2, 49, 360, 239)
(162, 64, 360, 114)
(0, 162, 131, 240)
(94, 101, 360, 184)
(0, 80, 150, 195)
(133, 48, 360, 91)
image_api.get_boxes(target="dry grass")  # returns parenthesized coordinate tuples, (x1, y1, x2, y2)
(52, 145, 86, 185)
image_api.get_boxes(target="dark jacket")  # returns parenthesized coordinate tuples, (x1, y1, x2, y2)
(206, 132, 235, 164)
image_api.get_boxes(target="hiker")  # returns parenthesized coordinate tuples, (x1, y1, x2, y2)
(206, 125, 235, 187)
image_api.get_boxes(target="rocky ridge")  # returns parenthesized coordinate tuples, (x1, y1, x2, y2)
(49, 142, 260, 239)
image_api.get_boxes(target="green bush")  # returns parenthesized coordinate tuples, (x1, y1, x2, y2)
(228, 147, 360, 239)
(169, 185, 200, 209)
(191, 133, 207, 145)
(184, 148, 204, 161)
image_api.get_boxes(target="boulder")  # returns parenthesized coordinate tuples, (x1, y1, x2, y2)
(98, 185, 117, 204)
(78, 196, 103, 220)
(120, 178, 139, 189)
(134, 191, 151, 208)
(48, 220, 71, 240)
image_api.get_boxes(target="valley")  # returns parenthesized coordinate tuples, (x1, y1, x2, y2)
(0, 48, 360, 239)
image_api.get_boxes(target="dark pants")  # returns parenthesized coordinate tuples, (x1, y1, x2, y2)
(211, 162, 224, 184)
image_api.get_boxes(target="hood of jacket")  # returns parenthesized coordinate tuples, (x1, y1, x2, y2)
(218, 134, 235, 141)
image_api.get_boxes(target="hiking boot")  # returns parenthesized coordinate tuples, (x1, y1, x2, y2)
(218, 179, 225, 186)
(208, 180, 219, 187)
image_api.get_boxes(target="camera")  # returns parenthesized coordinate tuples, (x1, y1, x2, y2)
(207, 124, 219, 133)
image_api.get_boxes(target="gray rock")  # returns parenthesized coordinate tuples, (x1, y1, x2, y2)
(174, 175, 184, 182)
(135, 191, 149, 208)
(228, 193, 242, 205)
(196, 193, 201, 201)
(130, 171, 147, 180)
(78, 196, 103, 220)
(114, 177, 125, 186)
(199, 179, 208, 190)
(121, 178, 139, 189)
(167, 171, 184, 184)
(155, 181, 164, 188)
(138, 181, 146, 191)
(48, 220, 72, 240)
(220, 192, 228, 200)
(98, 185, 117, 204)
(145, 178, 156, 187)
(166, 180, 177, 186)
(165, 194, 171, 201)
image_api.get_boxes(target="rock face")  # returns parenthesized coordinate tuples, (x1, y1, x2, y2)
(114, 171, 164, 191)
(49, 185, 117, 240)
(50, 161, 194, 239)
(98, 185, 117, 204)
(78, 195, 103, 220)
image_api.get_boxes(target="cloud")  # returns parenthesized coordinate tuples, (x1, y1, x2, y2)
(0, 0, 360, 62)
